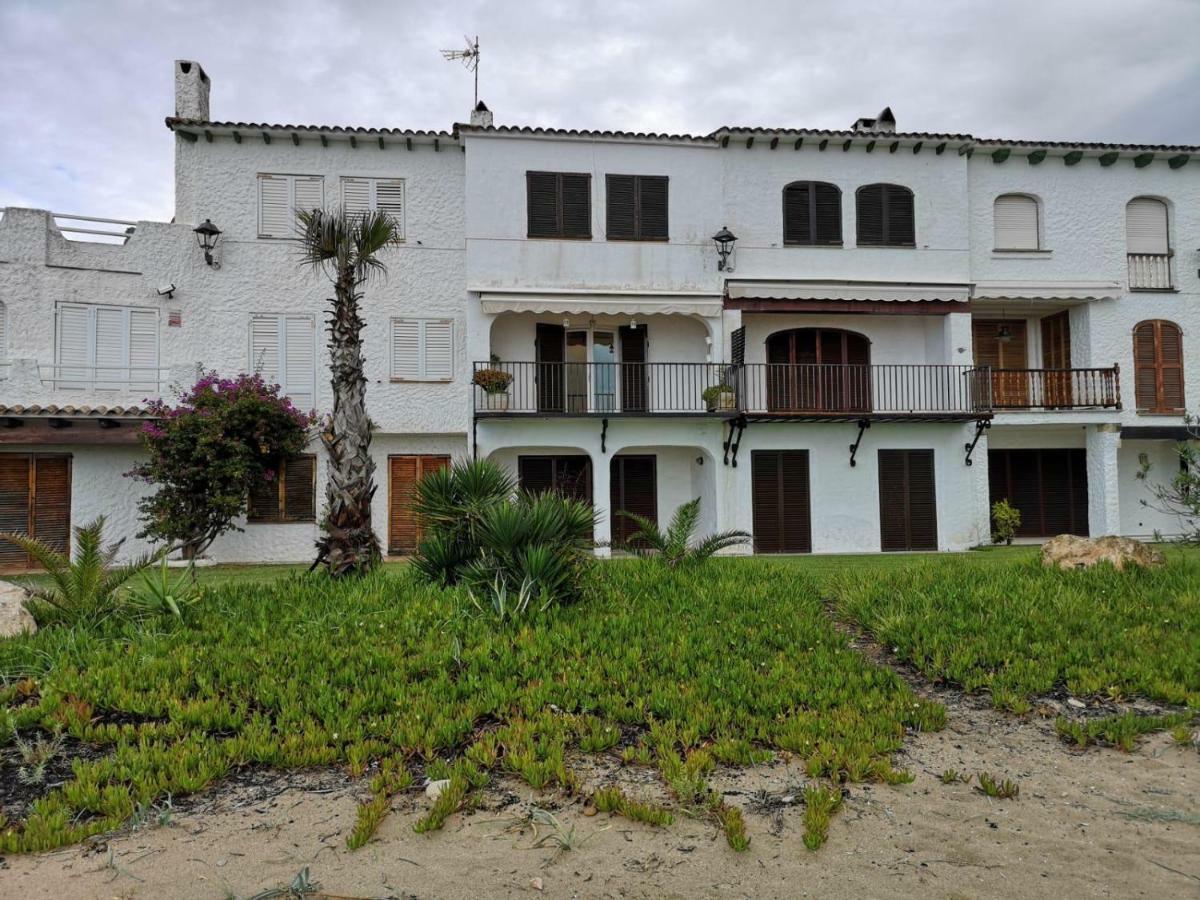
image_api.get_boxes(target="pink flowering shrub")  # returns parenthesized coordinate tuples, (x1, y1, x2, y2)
(129, 371, 316, 556)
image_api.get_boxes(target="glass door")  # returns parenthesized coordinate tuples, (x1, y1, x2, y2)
(593, 331, 616, 412)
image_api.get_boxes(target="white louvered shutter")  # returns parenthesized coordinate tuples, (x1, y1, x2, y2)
(258, 175, 292, 238)
(341, 177, 372, 215)
(292, 177, 324, 230)
(0, 302, 7, 365)
(391, 319, 421, 380)
(993, 195, 1039, 250)
(424, 320, 453, 380)
(93, 306, 127, 389)
(1126, 198, 1169, 254)
(128, 309, 160, 392)
(249, 315, 281, 385)
(56, 304, 91, 387)
(375, 180, 405, 237)
(283, 315, 316, 410)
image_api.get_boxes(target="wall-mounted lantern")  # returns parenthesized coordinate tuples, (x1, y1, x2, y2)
(193, 219, 222, 268)
(712, 226, 737, 272)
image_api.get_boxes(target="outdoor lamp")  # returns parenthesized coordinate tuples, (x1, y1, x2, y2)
(712, 226, 737, 272)
(193, 219, 222, 267)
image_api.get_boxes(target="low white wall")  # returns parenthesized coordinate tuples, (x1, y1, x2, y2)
(1119, 440, 1192, 539)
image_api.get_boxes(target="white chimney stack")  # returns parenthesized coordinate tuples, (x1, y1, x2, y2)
(174, 60, 210, 121)
(852, 106, 896, 134)
(470, 100, 493, 128)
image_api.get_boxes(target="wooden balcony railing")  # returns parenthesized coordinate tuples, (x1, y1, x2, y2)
(1128, 253, 1173, 290)
(987, 367, 1120, 410)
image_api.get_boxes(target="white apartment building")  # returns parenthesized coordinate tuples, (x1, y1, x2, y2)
(1, 61, 1197, 566)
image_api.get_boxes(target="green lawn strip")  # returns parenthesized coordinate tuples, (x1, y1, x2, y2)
(0, 561, 936, 853)
(829, 555, 1200, 712)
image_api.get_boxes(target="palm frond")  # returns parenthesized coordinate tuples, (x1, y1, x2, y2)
(691, 530, 752, 560)
(296, 207, 403, 284)
(0, 530, 71, 603)
(616, 511, 668, 555)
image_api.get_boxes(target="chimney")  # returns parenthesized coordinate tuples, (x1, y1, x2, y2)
(174, 60, 210, 121)
(469, 100, 493, 128)
(853, 106, 895, 134)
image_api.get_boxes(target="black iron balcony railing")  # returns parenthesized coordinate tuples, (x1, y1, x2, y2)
(986, 366, 1121, 410)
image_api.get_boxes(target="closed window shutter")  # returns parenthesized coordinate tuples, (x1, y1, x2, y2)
(375, 180, 405, 236)
(879, 449, 937, 551)
(813, 182, 842, 244)
(0, 455, 31, 566)
(857, 184, 913, 246)
(610, 456, 657, 547)
(1159, 322, 1185, 410)
(527, 172, 560, 237)
(128, 309, 160, 390)
(93, 307, 126, 385)
(637, 176, 668, 240)
(283, 315, 315, 410)
(283, 455, 317, 521)
(1126, 198, 1168, 254)
(994, 195, 1039, 249)
(423, 320, 454, 380)
(341, 177, 372, 215)
(784, 182, 842, 245)
(341, 177, 404, 236)
(258, 175, 292, 238)
(32, 456, 71, 555)
(560, 174, 592, 238)
(249, 315, 281, 385)
(783, 182, 812, 244)
(606, 174, 637, 240)
(856, 185, 885, 245)
(56, 304, 91, 384)
(292, 176, 324, 225)
(1134, 320, 1185, 412)
(388, 455, 420, 553)
(751, 450, 811, 554)
(391, 319, 422, 380)
(885, 184, 915, 245)
(247, 471, 280, 522)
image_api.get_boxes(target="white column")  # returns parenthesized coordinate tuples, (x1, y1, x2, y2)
(942, 311, 973, 365)
(591, 448, 612, 557)
(972, 427, 993, 546)
(1086, 424, 1122, 536)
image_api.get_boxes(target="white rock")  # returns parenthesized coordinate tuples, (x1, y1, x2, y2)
(1067, 698, 1086, 709)
(0, 580, 36, 639)
(425, 778, 451, 801)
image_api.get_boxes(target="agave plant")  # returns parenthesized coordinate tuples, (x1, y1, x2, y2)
(618, 497, 750, 567)
(297, 206, 404, 578)
(0, 516, 164, 627)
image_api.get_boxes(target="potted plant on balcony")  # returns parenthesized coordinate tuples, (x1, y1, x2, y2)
(473, 366, 513, 411)
(702, 383, 736, 412)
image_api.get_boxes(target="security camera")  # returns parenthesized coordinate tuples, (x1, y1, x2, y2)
(157, 283, 176, 299)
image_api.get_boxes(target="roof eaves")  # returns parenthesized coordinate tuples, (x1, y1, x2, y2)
(165, 117, 456, 141)
(454, 123, 715, 144)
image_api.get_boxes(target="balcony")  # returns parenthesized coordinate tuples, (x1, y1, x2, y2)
(1127, 253, 1173, 291)
(474, 361, 993, 421)
(39, 364, 170, 397)
(986, 367, 1121, 411)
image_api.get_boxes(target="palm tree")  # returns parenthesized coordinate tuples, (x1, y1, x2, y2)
(297, 207, 403, 577)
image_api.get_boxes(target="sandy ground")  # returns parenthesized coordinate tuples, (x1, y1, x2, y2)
(2, 688, 1197, 900)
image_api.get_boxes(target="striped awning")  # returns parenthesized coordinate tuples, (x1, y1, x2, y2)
(972, 281, 1121, 302)
(725, 279, 971, 304)
(478, 290, 723, 318)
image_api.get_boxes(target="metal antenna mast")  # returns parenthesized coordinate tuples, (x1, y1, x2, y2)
(440, 35, 481, 106)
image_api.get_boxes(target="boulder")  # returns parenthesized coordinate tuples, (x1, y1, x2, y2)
(1041, 535, 1165, 571)
(0, 579, 37, 638)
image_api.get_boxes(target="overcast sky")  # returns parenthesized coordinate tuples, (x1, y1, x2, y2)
(2, 0, 1197, 222)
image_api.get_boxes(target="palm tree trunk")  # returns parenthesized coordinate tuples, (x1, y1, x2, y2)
(313, 269, 381, 576)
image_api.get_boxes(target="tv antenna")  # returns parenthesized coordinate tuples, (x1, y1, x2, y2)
(440, 35, 481, 106)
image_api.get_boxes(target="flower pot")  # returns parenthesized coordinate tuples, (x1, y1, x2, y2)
(706, 393, 736, 412)
(487, 391, 510, 411)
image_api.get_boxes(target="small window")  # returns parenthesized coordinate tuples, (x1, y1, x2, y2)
(248, 314, 316, 410)
(527, 171, 591, 239)
(783, 181, 842, 245)
(855, 183, 915, 246)
(1133, 320, 1184, 413)
(258, 173, 324, 239)
(54, 302, 159, 390)
(248, 455, 317, 523)
(993, 194, 1040, 250)
(391, 318, 453, 381)
(605, 175, 668, 241)
(341, 177, 405, 238)
(1126, 197, 1169, 254)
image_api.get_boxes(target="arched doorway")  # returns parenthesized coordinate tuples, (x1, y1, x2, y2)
(765, 328, 871, 413)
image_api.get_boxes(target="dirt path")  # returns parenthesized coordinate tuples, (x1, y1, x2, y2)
(2, 697, 1197, 900)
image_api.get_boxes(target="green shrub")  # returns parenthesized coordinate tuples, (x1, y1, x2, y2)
(618, 497, 749, 565)
(990, 499, 1022, 545)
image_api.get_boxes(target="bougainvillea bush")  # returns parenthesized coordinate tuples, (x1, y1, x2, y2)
(129, 371, 315, 556)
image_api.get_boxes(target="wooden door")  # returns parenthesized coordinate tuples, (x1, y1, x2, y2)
(535, 323, 565, 412)
(878, 449, 937, 551)
(973, 320, 1029, 407)
(988, 448, 1088, 537)
(610, 455, 657, 547)
(1040, 311, 1073, 407)
(766, 329, 871, 413)
(751, 450, 812, 553)
(0, 454, 71, 569)
(618, 326, 648, 413)
(388, 455, 450, 555)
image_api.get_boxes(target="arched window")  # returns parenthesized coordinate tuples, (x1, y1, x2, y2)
(765, 328, 871, 413)
(856, 183, 914, 246)
(1133, 320, 1184, 412)
(783, 181, 842, 245)
(993, 194, 1040, 250)
(1126, 197, 1172, 290)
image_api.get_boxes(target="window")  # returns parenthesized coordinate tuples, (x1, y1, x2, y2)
(993, 194, 1040, 250)
(605, 175, 668, 241)
(783, 181, 842, 245)
(248, 314, 316, 409)
(391, 318, 453, 381)
(257, 173, 324, 238)
(55, 303, 159, 389)
(1126, 197, 1169, 254)
(0, 455, 71, 567)
(855, 183, 915, 246)
(341, 177, 405, 237)
(247, 455, 316, 523)
(526, 171, 591, 239)
(1133, 320, 1184, 413)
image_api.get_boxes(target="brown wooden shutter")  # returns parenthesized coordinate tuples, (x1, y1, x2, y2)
(535, 322, 565, 412)
(988, 448, 1088, 537)
(387, 455, 450, 554)
(856, 184, 885, 245)
(519, 456, 592, 504)
(751, 450, 811, 554)
(813, 182, 842, 244)
(611, 455, 657, 546)
(605, 174, 636, 240)
(248, 468, 281, 522)
(783, 182, 812, 244)
(560, 174, 592, 238)
(1041, 311, 1073, 407)
(33, 456, 71, 555)
(637, 176, 668, 240)
(0, 455, 32, 567)
(518, 456, 554, 495)
(282, 455, 316, 521)
(1134, 320, 1185, 412)
(784, 182, 841, 246)
(731, 327, 746, 366)
(619, 325, 647, 412)
(526, 172, 558, 237)
(885, 184, 915, 245)
(879, 449, 937, 551)
(1159, 321, 1185, 411)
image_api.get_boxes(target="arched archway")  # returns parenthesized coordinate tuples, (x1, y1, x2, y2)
(765, 327, 872, 413)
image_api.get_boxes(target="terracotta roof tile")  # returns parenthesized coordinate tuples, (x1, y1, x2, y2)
(0, 404, 152, 418)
